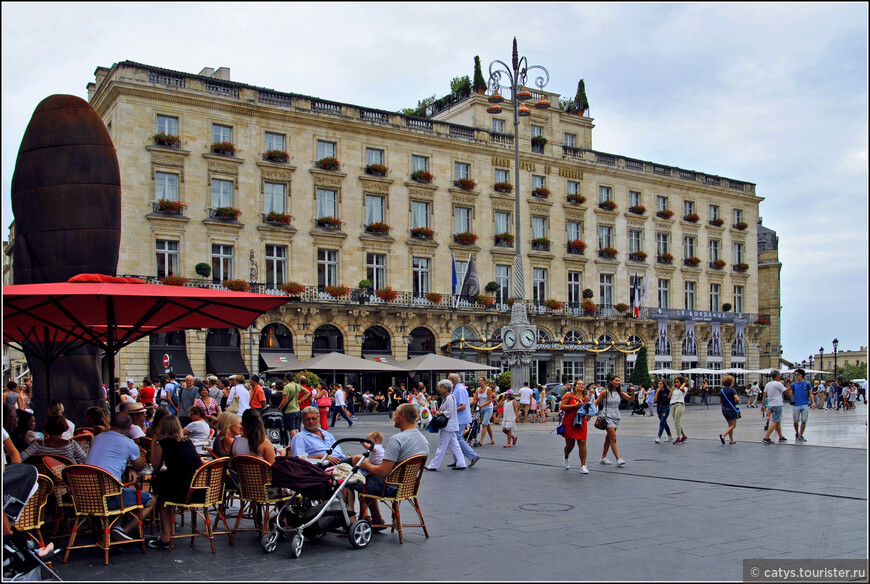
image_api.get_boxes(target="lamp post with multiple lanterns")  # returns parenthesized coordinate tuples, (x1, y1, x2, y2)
(833, 338, 839, 382)
(486, 38, 550, 390)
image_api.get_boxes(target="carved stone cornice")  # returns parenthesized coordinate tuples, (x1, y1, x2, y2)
(528, 202, 552, 216)
(310, 169, 346, 189)
(450, 193, 478, 207)
(359, 175, 393, 195)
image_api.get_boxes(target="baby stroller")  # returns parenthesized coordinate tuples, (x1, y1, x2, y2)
(261, 438, 373, 558)
(463, 415, 481, 447)
(630, 402, 649, 416)
(3, 464, 62, 581)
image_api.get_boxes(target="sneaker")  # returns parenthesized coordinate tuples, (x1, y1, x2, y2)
(600, 458, 613, 465)
(798, 435, 807, 442)
(762, 438, 773, 444)
(451, 466, 467, 471)
(616, 458, 626, 466)
(681, 436, 688, 443)
(147, 538, 171, 550)
(563, 458, 570, 470)
(469, 455, 481, 468)
(719, 434, 725, 445)
(673, 438, 682, 445)
(111, 527, 133, 542)
(654, 437, 660, 444)
(580, 466, 589, 474)
(778, 437, 788, 442)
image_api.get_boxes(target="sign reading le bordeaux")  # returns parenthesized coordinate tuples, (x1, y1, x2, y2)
(650, 308, 751, 323)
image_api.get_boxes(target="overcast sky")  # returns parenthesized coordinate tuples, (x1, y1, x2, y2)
(2, 2, 867, 369)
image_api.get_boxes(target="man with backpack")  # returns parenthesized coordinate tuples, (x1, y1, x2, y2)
(280, 375, 311, 443)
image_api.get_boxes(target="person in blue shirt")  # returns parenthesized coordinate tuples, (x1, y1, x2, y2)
(790, 369, 813, 442)
(289, 407, 347, 465)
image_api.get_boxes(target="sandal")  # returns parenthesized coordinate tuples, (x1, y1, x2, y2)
(512, 436, 517, 445)
(503, 444, 511, 448)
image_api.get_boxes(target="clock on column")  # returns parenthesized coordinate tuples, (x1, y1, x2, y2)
(520, 328, 536, 348)
(503, 329, 517, 349)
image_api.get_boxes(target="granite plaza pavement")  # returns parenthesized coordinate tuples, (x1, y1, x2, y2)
(50, 401, 867, 581)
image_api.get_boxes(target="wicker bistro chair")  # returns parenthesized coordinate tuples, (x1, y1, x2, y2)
(60, 464, 147, 565)
(162, 457, 234, 553)
(229, 455, 294, 540)
(13, 474, 54, 548)
(358, 454, 429, 544)
(26, 455, 75, 539)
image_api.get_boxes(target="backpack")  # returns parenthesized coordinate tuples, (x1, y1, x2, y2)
(261, 407, 285, 447)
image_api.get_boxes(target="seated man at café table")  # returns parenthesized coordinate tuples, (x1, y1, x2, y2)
(289, 406, 348, 464)
(84, 412, 156, 542)
(120, 402, 148, 444)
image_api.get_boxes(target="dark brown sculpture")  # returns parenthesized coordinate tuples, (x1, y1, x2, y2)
(11, 94, 122, 423)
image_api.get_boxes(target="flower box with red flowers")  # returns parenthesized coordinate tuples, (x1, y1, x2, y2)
(160, 274, 189, 287)
(316, 157, 341, 171)
(365, 221, 390, 234)
(684, 213, 700, 223)
(614, 303, 630, 314)
(734, 262, 749, 272)
(365, 163, 388, 176)
(656, 209, 674, 220)
(733, 221, 748, 230)
(493, 182, 513, 193)
(323, 284, 350, 299)
(506, 297, 516, 307)
(317, 216, 342, 229)
(711, 259, 727, 269)
(531, 237, 551, 251)
(628, 205, 647, 215)
(544, 299, 564, 311)
(658, 252, 674, 264)
(531, 135, 548, 147)
(599, 247, 618, 259)
(425, 292, 443, 304)
(684, 256, 701, 267)
(473, 294, 495, 307)
(156, 199, 185, 214)
(153, 132, 181, 148)
(279, 281, 305, 296)
(454, 232, 479, 245)
(494, 232, 514, 246)
(265, 211, 293, 224)
(531, 187, 551, 199)
(598, 200, 618, 211)
(567, 194, 586, 205)
(629, 251, 648, 262)
(454, 178, 477, 191)
(567, 240, 587, 254)
(709, 218, 725, 227)
(581, 299, 598, 315)
(222, 279, 250, 292)
(755, 317, 771, 325)
(375, 287, 398, 302)
(264, 149, 289, 163)
(410, 227, 434, 240)
(213, 206, 241, 220)
(211, 141, 236, 156)
(411, 170, 434, 183)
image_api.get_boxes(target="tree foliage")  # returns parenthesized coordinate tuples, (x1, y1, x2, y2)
(629, 345, 652, 389)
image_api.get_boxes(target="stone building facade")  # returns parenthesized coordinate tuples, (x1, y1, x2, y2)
(81, 60, 776, 390)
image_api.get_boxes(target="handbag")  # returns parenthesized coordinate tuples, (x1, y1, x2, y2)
(555, 423, 565, 436)
(594, 416, 608, 430)
(721, 389, 741, 418)
(226, 395, 240, 414)
(429, 413, 448, 429)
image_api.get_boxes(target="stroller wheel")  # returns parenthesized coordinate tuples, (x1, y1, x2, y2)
(289, 533, 304, 559)
(348, 519, 372, 549)
(261, 530, 279, 554)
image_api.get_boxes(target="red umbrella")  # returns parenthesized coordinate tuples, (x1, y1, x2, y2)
(3, 274, 289, 410)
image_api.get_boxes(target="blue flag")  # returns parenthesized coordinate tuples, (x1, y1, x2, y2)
(452, 252, 458, 295)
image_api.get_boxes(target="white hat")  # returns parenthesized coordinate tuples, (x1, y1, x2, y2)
(126, 378, 135, 384)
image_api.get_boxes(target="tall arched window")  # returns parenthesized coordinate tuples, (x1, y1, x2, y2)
(313, 324, 344, 354)
(452, 326, 476, 341)
(408, 327, 435, 355)
(564, 330, 584, 343)
(259, 323, 293, 350)
(362, 326, 391, 353)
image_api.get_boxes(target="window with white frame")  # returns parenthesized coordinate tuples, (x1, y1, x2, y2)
(532, 217, 547, 239)
(734, 285, 744, 313)
(211, 244, 233, 282)
(531, 125, 543, 138)
(316, 188, 337, 219)
(684, 235, 696, 258)
(599, 186, 612, 204)
(710, 283, 721, 311)
(317, 249, 338, 287)
(316, 140, 336, 160)
(685, 281, 696, 310)
(599, 273, 613, 306)
(411, 201, 430, 229)
(366, 148, 384, 166)
(155, 240, 179, 278)
(563, 359, 585, 382)
(211, 178, 233, 208)
(155, 171, 179, 201)
(156, 115, 178, 136)
(265, 132, 285, 152)
(264, 182, 286, 214)
(492, 119, 505, 134)
(567, 220, 582, 241)
(454, 162, 470, 181)
(709, 239, 721, 262)
(365, 195, 385, 225)
(595, 360, 616, 386)
(657, 195, 668, 212)
(412, 257, 430, 296)
(656, 233, 670, 256)
(684, 200, 695, 216)
(212, 124, 232, 144)
(532, 175, 546, 190)
(495, 211, 510, 234)
(494, 168, 509, 184)
(629, 229, 643, 253)
(532, 268, 547, 304)
(567, 181, 581, 196)
(454, 260, 468, 291)
(733, 242, 744, 264)
(733, 208, 743, 225)
(367, 253, 386, 290)
(709, 204, 720, 221)
(598, 225, 613, 249)
(629, 190, 641, 208)
(564, 133, 576, 147)
(658, 278, 670, 309)
(568, 271, 582, 305)
(495, 265, 511, 301)
(454, 207, 472, 233)
(265, 245, 287, 288)
(412, 155, 429, 173)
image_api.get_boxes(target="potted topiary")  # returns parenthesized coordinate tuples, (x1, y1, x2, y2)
(722, 303, 732, 312)
(582, 288, 594, 300)
(195, 263, 211, 279)
(473, 56, 488, 94)
(485, 281, 500, 295)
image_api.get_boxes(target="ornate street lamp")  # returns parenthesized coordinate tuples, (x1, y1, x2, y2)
(487, 38, 550, 391)
(819, 346, 824, 379)
(832, 338, 839, 381)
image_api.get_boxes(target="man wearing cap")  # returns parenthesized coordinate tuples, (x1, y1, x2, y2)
(120, 402, 148, 444)
(125, 378, 139, 399)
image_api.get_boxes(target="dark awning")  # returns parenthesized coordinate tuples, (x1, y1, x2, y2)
(261, 351, 299, 370)
(206, 348, 249, 377)
(149, 347, 193, 380)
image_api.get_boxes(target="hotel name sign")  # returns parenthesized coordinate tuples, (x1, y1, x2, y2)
(492, 157, 583, 180)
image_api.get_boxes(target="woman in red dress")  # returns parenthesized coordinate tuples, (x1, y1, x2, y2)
(560, 380, 590, 474)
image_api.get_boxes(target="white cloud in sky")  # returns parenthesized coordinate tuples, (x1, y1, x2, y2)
(1, 2, 867, 364)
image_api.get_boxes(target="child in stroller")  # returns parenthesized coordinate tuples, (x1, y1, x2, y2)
(3, 463, 62, 581)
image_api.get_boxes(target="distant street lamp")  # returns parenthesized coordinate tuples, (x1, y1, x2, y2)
(819, 346, 824, 378)
(832, 338, 839, 381)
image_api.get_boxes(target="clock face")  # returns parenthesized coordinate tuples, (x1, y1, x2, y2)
(521, 329, 536, 347)
(503, 330, 517, 348)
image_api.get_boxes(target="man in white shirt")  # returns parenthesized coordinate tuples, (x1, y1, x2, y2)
(518, 382, 534, 423)
(227, 375, 251, 415)
(330, 383, 353, 428)
(125, 378, 139, 399)
(762, 370, 792, 444)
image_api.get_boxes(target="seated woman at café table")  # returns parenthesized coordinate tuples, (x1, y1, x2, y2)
(211, 412, 241, 458)
(20, 415, 87, 463)
(182, 406, 211, 442)
(231, 409, 276, 464)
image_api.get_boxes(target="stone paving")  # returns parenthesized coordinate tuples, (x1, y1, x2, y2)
(47, 402, 868, 581)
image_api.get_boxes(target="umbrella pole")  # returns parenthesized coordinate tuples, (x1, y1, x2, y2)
(106, 298, 117, 414)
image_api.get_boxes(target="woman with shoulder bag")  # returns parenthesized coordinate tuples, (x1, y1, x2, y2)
(560, 380, 590, 473)
(718, 375, 740, 444)
(653, 379, 674, 444)
(593, 375, 633, 466)
(425, 379, 467, 470)
(314, 381, 331, 431)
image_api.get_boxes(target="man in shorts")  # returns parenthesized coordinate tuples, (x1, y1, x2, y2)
(789, 368, 812, 441)
(762, 370, 792, 444)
